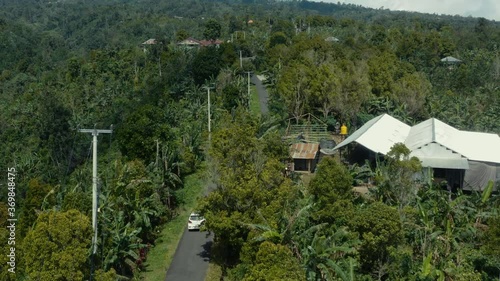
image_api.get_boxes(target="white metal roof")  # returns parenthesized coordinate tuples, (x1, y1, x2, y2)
(441, 56, 462, 63)
(334, 114, 411, 155)
(409, 143, 469, 169)
(335, 114, 500, 166)
(447, 131, 500, 163)
(405, 118, 460, 150)
(406, 118, 500, 163)
(141, 39, 157, 45)
(325, 36, 340, 42)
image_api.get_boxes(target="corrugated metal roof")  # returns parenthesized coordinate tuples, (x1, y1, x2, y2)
(290, 143, 319, 159)
(334, 114, 411, 154)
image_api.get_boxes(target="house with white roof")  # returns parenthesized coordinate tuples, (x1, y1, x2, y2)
(441, 56, 462, 63)
(334, 114, 500, 191)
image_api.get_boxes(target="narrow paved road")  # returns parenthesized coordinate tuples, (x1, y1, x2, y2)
(165, 229, 213, 281)
(165, 74, 268, 281)
(252, 74, 269, 114)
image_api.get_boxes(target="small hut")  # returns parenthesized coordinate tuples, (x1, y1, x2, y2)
(141, 39, 158, 52)
(441, 56, 462, 69)
(289, 143, 320, 172)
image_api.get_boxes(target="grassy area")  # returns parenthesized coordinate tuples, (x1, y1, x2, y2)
(249, 84, 261, 116)
(204, 262, 224, 281)
(139, 167, 206, 281)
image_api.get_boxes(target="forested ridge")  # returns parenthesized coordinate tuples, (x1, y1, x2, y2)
(0, 0, 499, 280)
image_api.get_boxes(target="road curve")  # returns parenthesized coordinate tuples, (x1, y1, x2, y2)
(165, 228, 213, 281)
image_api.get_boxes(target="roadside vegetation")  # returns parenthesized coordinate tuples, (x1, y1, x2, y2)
(0, 0, 498, 280)
(140, 168, 205, 281)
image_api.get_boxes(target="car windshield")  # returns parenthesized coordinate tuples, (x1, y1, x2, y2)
(189, 215, 203, 221)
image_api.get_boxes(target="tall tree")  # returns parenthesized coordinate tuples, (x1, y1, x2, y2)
(367, 52, 400, 97)
(202, 110, 300, 271)
(349, 202, 403, 277)
(392, 72, 432, 117)
(242, 241, 305, 281)
(192, 46, 223, 85)
(334, 59, 372, 124)
(310, 63, 340, 119)
(276, 61, 312, 123)
(308, 156, 354, 224)
(18, 179, 57, 239)
(116, 105, 173, 164)
(23, 210, 91, 281)
(373, 143, 422, 210)
(203, 18, 222, 41)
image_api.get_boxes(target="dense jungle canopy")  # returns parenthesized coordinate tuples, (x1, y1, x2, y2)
(0, 0, 499, 280)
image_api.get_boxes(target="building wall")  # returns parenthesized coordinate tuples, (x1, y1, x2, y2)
(464, 161, 499, 191)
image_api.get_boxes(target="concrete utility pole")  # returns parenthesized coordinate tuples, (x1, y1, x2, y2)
(207, 87, 211, 134)
(245, 71, 251, 109)
(240, 50, 243, 68)
(78, 127, 113, 255)
(203, 85, 214, 137)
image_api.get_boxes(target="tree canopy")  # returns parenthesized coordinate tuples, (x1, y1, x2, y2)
(0, 0, 498, 279)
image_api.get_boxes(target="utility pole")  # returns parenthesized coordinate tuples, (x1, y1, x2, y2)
(245, 71, 251, 109)
(207, 87, 211, 134)
(155, 139, 160, 168)
(158, 57, 162, 77)
(203, 85, 214, 137)
(240, 50, 243, 68)
(78, 126, 112, 280)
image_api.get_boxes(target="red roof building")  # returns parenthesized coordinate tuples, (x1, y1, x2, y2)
(177, 37, 223, 48)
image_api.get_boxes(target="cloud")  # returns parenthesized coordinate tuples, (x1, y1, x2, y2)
(315, 0, 500, 21)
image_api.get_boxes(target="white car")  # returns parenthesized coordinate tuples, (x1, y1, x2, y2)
(187, 213, 205, 231)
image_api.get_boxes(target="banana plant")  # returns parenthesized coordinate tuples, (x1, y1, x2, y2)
(102, 210, 145, 276)
(243, 204, 314, 245)
(419, 252, 445, 281)
(302, 228, 359, 281)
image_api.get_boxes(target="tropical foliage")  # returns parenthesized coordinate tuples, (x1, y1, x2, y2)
(0, 0, 498, 280)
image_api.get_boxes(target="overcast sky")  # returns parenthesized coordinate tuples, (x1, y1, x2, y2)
(314, 0, 500, 21)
